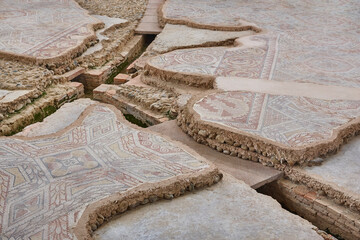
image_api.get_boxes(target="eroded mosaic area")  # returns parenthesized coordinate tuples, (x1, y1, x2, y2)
(193, 91, 360, 147)
(0, 105, 208, 239)
(162, 0, 258, 30)
(0, 0, 100, 61)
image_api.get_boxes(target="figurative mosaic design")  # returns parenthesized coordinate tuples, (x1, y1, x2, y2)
(194, 91, 360, 147)
(0, 105, 209, 239)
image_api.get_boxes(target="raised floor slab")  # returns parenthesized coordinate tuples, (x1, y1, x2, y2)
(149, 24, 254, 53)
(179, 89, 360, 166)
(150, 0, 360, 89)
(0, 0, 102, 64)
(94, 174, 322, 240)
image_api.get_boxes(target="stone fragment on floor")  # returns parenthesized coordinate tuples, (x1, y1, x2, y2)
(16, 98, 96, 137)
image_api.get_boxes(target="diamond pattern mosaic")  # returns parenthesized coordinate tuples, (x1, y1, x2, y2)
(0, 105, 209, 239)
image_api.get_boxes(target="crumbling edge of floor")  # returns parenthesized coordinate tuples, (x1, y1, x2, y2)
(157, 0, 262, 32)
(73, 165, 222, 239)
(177, 90, 360, 167)
(0, 1, 104, 67)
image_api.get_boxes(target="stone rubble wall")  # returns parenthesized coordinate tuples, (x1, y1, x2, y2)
(77, 35, 145, 90)
(93, 84, 170, 126)
(0, 82, 84, 136)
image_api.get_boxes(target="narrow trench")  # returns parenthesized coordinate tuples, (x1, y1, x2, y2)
(82, 34, 157, 128)
(256, 182, 344, 240)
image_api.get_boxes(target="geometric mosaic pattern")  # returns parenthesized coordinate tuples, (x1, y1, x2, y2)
(148, 43, 273, 79)
(0, 104, 209, 239)
(0, 0, 100, 61)
(194, 91, 360, 147)
(152, 0, 360, 88)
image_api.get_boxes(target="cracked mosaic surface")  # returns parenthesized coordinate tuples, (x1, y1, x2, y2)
(0, 0, 100, 61)
(194, 91, 360, 147)
(0, 104, 208, 239)
(152, 0, 360, 88)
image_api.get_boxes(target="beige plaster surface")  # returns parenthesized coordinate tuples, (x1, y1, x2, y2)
(94, 174, 322, 240)
(0, 90, 31, 103)
(149, 24, 254, 53)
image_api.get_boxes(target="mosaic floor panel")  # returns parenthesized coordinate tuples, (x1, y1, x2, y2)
(0, 0, 101, 62)
(151, 0, 360, 88)
(193, 91, 360, 147)
(0, 104, 210, 239)
(161, 0, 258, 31)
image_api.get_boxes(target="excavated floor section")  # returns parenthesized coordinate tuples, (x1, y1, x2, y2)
(0, 101, 220, 239)
(150, 0, 360, 89)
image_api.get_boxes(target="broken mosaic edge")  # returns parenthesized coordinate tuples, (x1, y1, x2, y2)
(284, 167, 360, 213)
(158, 0, 262, 32)
(177, 90, 360, 167)
(0, 0, 104, 66)
(74, 164, 222, 240)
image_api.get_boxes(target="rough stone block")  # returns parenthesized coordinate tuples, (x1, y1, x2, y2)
(114, 74, 130, 84)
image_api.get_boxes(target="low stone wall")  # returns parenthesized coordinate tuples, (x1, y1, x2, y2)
(259, 179, 360, 240)
(0, 82, 84, 136)
(77, 35, 145, 90)
(93, 84, 169, 126)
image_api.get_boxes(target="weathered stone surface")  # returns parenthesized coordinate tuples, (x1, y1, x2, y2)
(94, 174, 322, 240)
(0, 0, 102, 64)
(149, 24, 254, 53)
(160, 0, 259, 31)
